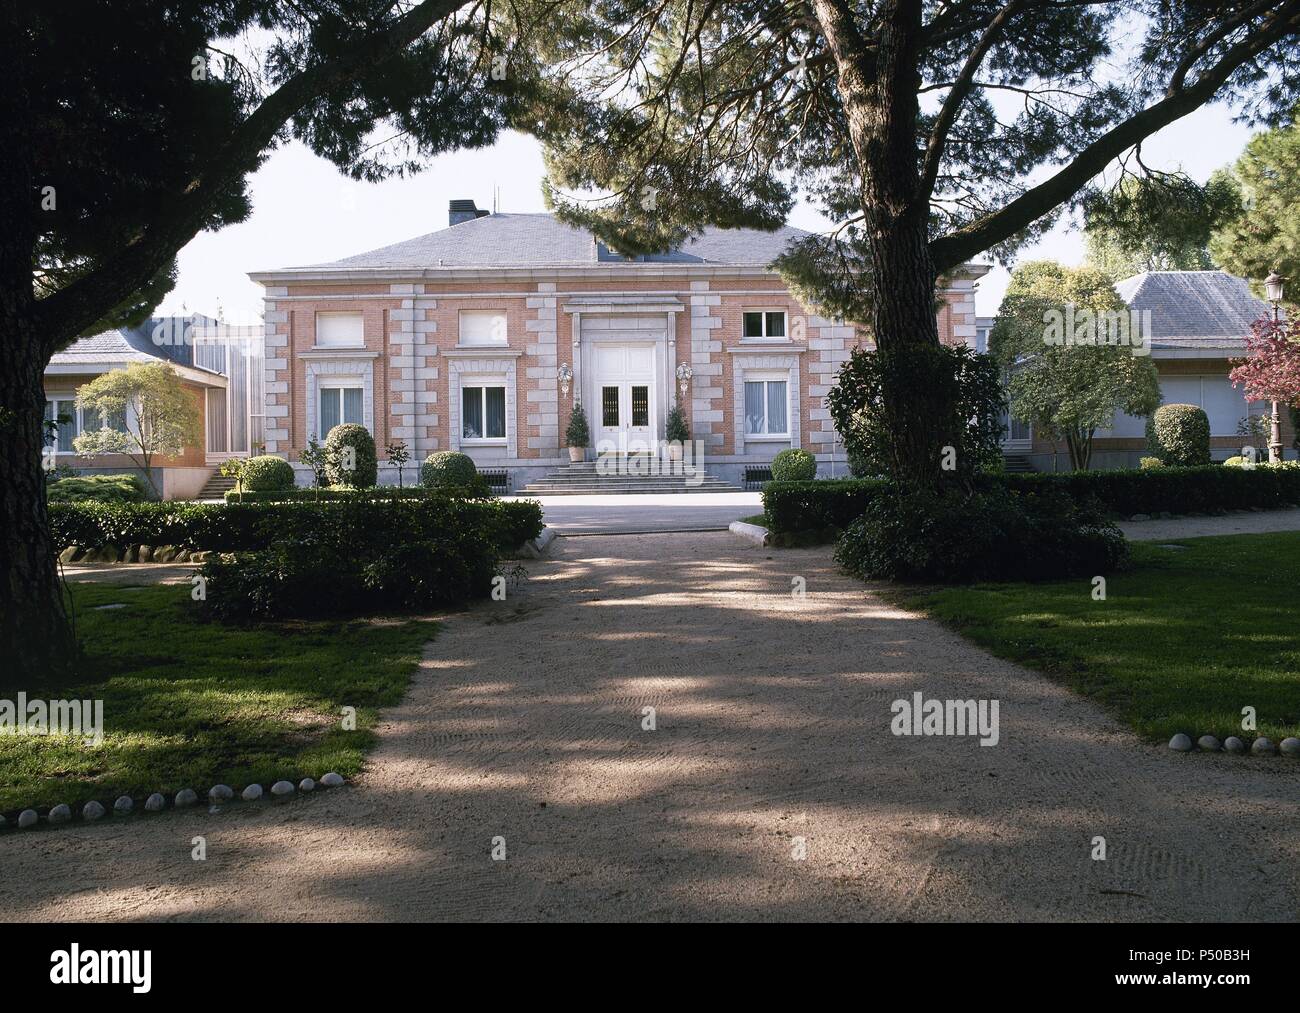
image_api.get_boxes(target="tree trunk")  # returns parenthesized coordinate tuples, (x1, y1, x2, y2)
(1, 0, 76, 685)
(816, 0, 956, 487)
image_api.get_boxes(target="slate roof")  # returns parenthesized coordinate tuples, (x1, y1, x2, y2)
(1114, 271, 1275, 348)
(49, 316, 215, 369)
(287, 213, 812, 271)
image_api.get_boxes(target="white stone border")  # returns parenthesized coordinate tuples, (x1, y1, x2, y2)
(3, 773, 348, 831)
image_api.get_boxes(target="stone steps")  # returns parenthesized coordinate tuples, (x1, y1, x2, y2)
(520, 461, 740, 495)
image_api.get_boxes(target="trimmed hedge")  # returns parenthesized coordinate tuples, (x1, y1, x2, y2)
(770, 448, 816, 482)
(224, 486, 490, 503)
(1150, 404, 1210, 467)
(324, 423, 378, 487)
(50, 498, 544, 556)
(422, 451, 477, 488)
(835, 482, 1127, 583)
(46, 474, 147, 504)
(763, 465, 1300, 535)
(241, 455, 295, 492)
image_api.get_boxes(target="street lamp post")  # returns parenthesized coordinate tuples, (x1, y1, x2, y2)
(1265, 271, 1286, 464)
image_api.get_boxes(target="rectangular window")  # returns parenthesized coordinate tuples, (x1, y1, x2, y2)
(315, 312, 364, 348)
(459, 310, 507, 346)
(45, 398, 79, 452)
(602, 386, 620, 428)
(461, 385, 506, 440)
(631, 385, 649, 427)
(319, 385, 364, 437)
(742, 310, 787, 340)
(743, 379, 790, 436)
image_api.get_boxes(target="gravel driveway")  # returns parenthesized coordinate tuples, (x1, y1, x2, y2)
(4, 533, 1296, 922)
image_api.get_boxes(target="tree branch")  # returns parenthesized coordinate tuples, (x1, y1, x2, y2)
(930, 0, 1300, 271)
(34, 0, 470, 351)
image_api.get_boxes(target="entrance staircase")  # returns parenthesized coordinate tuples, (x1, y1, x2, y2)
(519, 460, 740, 495)
(195, 471, 238, 501)
(1002, 454, 1035, 473)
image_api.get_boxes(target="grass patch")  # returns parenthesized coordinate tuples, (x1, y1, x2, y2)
(901, 532, 1300, 743)
(0, 582, 433, 813)
(738, 514, 768, 527)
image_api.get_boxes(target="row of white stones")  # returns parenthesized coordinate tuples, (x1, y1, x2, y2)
(3, 772, 345, 830)
(1168, 734, 1300, 756)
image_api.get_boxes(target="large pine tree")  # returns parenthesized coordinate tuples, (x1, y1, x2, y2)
(1, 0, 548, 681)
(531, 1, 1300, 479)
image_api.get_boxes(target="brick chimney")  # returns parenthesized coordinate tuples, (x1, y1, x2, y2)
(449, 199, 489, 226)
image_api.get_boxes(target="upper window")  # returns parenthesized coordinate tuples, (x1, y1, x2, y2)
(742, 311, 787, 341)
(459, 310, 507, 346)
(319, 385, 363, 437)
(744, 379, 789, 437)
(315, 312, 364, 348)
(462, 385, 506, 441)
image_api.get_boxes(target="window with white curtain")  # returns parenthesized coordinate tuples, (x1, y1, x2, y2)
(319, 385, 363, 436)
(44, 398, 79, 452)
(459, 310, 507, 346)
(744, 378, 789, 436)
(315, 312, 364, 348)
(462, 385, 506, 441)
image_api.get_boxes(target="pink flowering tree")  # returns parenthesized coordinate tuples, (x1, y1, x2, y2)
(1229, 317, 1300, 407)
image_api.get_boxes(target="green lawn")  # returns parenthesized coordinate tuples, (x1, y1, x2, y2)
(739, 514, 768, 527)
(0, 582, 434, 813)
(904, 533, 1300, 743)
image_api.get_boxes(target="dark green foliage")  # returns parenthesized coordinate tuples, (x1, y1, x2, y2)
(762, 479, 886, 535)
(324, 423, 378, 487)
(241, 454, 296, 492)
(834, 483, 1128, 583)
(199, 529, 497, 622)
(46, 473, 147, 504)
(827, 345, 1005, 479)
(421, 451, 479, 489)
(49, 498, 543, 556)
(764, 465, 1300, 536)
(1150, 404, 1211, 467)
(566, 403, 590, 447)
(769, 448, 816, 482)
(665, 405, 689, 444)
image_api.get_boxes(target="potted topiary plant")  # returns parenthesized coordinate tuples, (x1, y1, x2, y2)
(566, 402, 589, 463)
(664, 405, 689, 462)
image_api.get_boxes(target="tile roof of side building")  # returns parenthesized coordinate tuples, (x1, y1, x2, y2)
(1115, 270, 1275, 347)
(288, 212, 814, 270)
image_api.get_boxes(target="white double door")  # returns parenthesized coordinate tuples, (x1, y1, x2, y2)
(592, 343, 655, 451)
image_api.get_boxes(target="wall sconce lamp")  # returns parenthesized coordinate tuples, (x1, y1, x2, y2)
(676, 362, 693, 399)
(557, 362, 573, 398)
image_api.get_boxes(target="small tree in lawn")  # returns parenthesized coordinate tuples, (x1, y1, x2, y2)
(73, 362, 201, 498)
(1229, 317, 1300, 454)
(386, 441, 411, 489)
(991, 262, 1161, 471)
(300, 436, 329, 500)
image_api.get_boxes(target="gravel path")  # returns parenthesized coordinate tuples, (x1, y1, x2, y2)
(1120, 507, 1300, 542)
(4, 533, 1296, 922)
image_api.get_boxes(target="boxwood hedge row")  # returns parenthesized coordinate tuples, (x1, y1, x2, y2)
(50, 497, 544, 556)
(762, 465, 1300, 535)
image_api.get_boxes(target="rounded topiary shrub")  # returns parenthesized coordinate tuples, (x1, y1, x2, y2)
(421, 451, 478, 489)
(241, 454, 295, 491)
(324, 423, 378, 488)
(770, 448, 817, 482)
(1150, 404, 1210, 467)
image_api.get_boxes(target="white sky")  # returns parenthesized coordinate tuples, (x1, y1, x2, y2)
(158, 101, 1254, 325)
